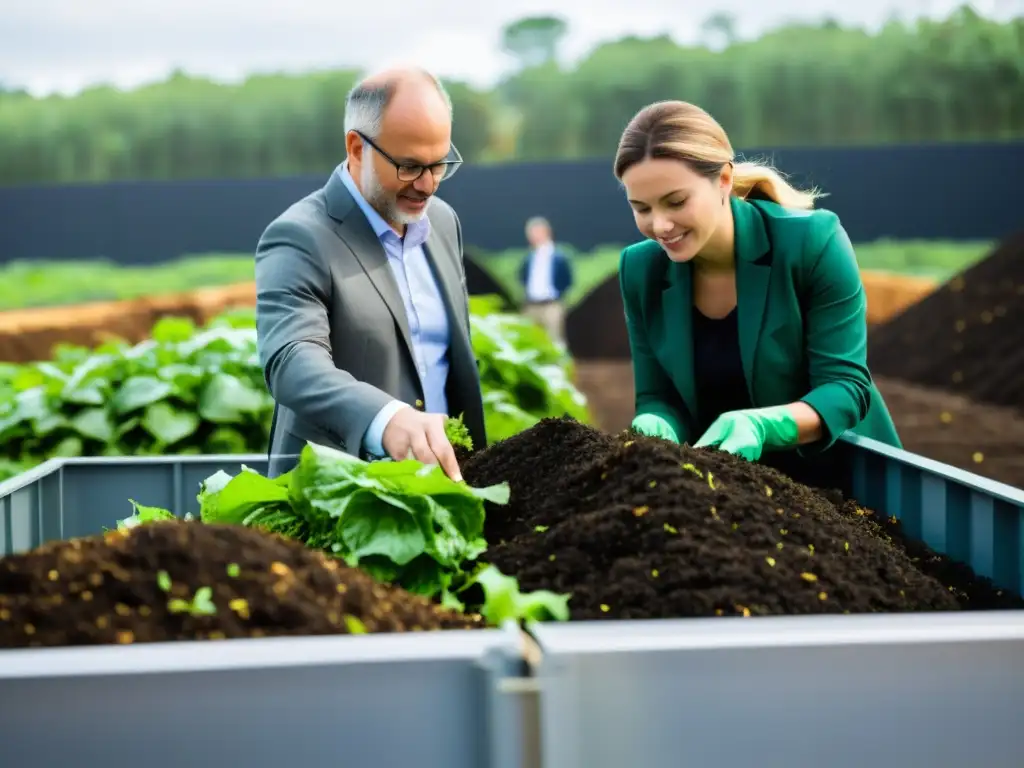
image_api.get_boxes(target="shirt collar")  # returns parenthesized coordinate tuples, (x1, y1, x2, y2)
(337, 162, 431, 249)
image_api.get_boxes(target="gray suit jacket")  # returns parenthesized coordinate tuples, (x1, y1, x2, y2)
(254, 170, 487, 477)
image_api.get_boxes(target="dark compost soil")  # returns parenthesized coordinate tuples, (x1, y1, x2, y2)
(462, 417, 1024, 621)
(867, 231, 1024, 413)
(0, 520, 482, 649)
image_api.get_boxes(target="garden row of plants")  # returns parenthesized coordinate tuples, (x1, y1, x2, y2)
(0, 295, 590, 482)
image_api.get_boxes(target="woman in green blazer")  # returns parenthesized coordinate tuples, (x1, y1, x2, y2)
(614, 100, 901, 472)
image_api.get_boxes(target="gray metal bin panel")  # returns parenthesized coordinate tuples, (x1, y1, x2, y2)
(0, 624, 530, 768)
(0, 454, 271, 556)
(529, 612, 1024, 768)
(840, 433, 1024, 597)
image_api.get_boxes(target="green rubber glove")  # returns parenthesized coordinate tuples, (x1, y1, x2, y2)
(631, 413, 679, 443)
(693, 405, 799, 461)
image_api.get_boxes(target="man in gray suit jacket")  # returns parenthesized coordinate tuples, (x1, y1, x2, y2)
(254, 66, 486, 480)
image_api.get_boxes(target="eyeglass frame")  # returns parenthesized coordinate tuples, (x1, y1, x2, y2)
(353, 130, 463, 183)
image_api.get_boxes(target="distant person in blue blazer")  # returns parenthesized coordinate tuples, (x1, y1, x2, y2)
(517, 216, 574, 344)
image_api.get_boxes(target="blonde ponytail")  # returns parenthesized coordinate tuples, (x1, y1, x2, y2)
(732, 160, 824, 210)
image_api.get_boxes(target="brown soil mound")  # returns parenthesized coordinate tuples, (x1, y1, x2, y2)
(0, 283, 256, 363)
(868, 232, 1024, 412)
(0, 520, 482, 648)
(462, 418, 1023, 621)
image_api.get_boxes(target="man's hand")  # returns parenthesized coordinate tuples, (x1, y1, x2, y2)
(381, 406, 463, 482)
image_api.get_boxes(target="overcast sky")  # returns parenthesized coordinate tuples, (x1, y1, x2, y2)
(1, 0, 1020, 96)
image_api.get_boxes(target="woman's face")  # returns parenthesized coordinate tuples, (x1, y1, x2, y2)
(621, 158, 731, 263)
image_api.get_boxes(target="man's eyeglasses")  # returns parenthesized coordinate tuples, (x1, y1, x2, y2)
(355, 130, 463, 183)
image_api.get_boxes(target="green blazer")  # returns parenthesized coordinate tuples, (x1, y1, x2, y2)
(618, 195, 902, 453)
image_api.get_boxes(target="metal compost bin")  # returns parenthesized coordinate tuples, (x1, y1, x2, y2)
(0, 455, 538, 768)
(526, 433, 1024, 768)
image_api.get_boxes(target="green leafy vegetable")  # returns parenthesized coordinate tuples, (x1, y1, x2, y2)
(475, 565, 571, 625)
(444, 414, 473, 451)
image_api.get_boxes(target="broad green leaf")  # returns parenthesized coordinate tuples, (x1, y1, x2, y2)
(476, 565, 571, 626)
(198, 373, 267, 422)
(338, 496, 426, 566)
(70, 407, 115, 443)
(112, 375, 174, 414)
(141, 402, 199, 445)
(199, 468, 291, 524)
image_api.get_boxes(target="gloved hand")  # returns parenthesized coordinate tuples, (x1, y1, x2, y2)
(631, 413, 679, 443)
(693, 405, 798, 461)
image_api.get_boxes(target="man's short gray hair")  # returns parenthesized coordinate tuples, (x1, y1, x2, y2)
(343, 69, 453, 139)
(525, 216, 552, 231)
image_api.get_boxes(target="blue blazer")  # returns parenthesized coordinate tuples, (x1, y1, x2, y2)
(517, 246, 574, 299)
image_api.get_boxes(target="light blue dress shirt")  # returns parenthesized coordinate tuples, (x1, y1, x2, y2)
(335, 164, 452, 458)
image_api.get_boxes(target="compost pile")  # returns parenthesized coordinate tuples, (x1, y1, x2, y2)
(868, 231, 1024, 413)
(463, 417, 1024, 621)
(0, 520, 482, 649)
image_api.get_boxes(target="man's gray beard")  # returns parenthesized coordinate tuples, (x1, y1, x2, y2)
(361, 159, 432, 227)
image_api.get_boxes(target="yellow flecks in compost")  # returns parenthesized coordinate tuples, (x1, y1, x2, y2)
(549, 554, 556, 561)
(270, 562, 291, 577)
(623, 441, 634, 448)
(138, 605, 151, 617)
(336, 584, 348, 594)
(981, 311, 993, 324)
(973, 452, 984, 463)
(731, 522, 739, 531)
(601, 472, 607, 480)
(633, 506, 649, 517)
(0, 608, 10, 621)
(116, 630, 134, 644)
(954, 319, 966, 332)
(800, 572, 818, 583)
(114, 603, 131, 617)
(651, 569, 660, 578)
(776, 542, 784, 550)
(707, 472, 717, 490)
(664, 523, 678, 534)
(681, 462, 704, 478)
(715, 609, 724, 616)
(818, 592, 828, 601)
(779, 528, 789, 536)
(764, 485, 773, 497)
(344, 615, 368, 634)
(736, 605, 751, 617)
(47, 569, 59, 581)
(229, 599, 250, 619)
(208, 631, 226, 640)
(844, 542, 850, 552)
(81, 590, 93, 602)
(226, 563, 240, 578)
(95, 616, 109, 629)
(940, 411, 953, 424)
(24, 623, 35, 635)
(600, 604, 610, 613)
(649, 480, 657, 488)
(776, 508, 784, 515)
(765, 557, 776, 567)
(709, 506, 720, 521)
(791, 513, 800, 519)
(807, 544, 815, 555)
(88, 572, 104, 587)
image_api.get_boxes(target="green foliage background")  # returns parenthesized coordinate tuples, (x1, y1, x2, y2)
(1, 7, 1021, 185)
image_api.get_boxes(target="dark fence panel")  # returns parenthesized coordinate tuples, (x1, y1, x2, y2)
(1, 142, 1022, 265)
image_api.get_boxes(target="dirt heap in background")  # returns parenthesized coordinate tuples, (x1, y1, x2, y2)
(462, 418, 1023, 622)
(0, 521, 482, 648)
(868, 232, 1024, 413)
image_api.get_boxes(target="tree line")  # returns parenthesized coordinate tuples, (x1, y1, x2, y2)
(0, 5, 1021, 185)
